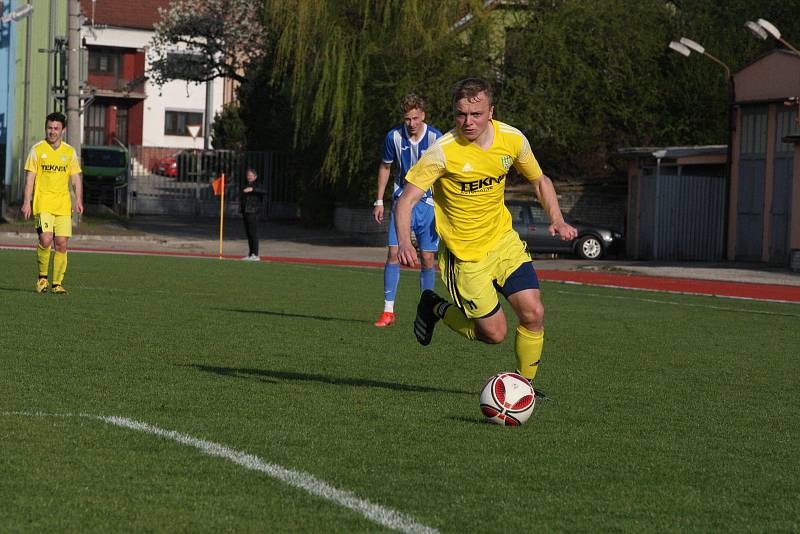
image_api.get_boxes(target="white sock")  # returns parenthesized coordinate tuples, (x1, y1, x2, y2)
(384, 301, 395, 313)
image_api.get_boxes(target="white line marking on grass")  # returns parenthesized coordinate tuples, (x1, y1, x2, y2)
(556, 289, 800, 317)
(2, 411, 438, 534)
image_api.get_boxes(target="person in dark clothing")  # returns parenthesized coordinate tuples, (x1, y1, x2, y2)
(240, 168, 265, 260)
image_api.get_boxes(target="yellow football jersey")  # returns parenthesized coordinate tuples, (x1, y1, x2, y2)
(405, 120, 543, 261)
(25, 140, 82, 216)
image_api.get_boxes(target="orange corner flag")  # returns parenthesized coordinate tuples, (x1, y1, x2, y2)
(211, 174, 225, 196)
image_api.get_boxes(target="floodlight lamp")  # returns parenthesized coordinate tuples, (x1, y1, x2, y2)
(1, 3, 33, 23)
(668, 41, 691, 57)
(653, 150, 667, 159)
(745, 20, 768, 41)
(679, 37, 705, 54)
(756, 19, 781, 40)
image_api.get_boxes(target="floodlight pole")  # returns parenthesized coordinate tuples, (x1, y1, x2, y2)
(652, 150, 666, 259)
(668, 37, 735, 259)
(66, 0, 81, 155)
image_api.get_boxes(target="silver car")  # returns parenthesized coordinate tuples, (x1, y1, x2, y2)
(507, 200, 624, 260)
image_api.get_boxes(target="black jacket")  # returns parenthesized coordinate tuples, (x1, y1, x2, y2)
(240, 180, 266, 214)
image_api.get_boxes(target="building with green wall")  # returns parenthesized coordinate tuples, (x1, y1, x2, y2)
(2, 0, 67, 207)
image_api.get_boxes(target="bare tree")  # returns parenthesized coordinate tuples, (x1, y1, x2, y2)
(148, 0, 268, 85)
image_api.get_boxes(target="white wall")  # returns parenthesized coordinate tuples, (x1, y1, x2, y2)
(81, 25, 224, 148)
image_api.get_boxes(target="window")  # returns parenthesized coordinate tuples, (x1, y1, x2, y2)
(164, 111, 203, 136)
(88, 49, 121, 76)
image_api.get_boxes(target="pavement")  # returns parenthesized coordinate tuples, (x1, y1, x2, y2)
(2, 214, 799, 301)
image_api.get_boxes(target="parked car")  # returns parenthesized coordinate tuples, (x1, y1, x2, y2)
(154, 152, 180, 177)
(82, 145, 129, 182)
(81, 145, 130, 208)
(507, 200, 624, 260)
(154, 149, 236, 182)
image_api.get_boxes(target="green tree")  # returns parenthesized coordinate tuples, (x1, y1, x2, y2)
(264, 0, 497, 190)
(498, 1, 675, 179)
(211, 103, 247, 151)
(498, 0, 800, 180)
(658, 0, 800, 145)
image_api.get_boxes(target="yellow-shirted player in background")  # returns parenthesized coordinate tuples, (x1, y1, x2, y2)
(395, 78, 576, 391)
(21, 112, 83, 294)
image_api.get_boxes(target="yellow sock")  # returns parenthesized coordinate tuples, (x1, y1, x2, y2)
(52, 251, 68, 286)
(515, 325, 544, 382)
(36, 244, 51, 278)
(440, 303, 477, 341)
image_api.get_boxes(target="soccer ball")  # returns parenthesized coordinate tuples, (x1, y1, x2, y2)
(479, 372, 536, 426)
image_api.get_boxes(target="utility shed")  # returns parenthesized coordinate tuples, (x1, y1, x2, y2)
(619, 146, 727, 260)
(730, 49, 800, 266)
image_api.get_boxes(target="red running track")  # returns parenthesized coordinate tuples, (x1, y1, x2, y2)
(536, 269, 800, 303)
(2, 242, 799, 303)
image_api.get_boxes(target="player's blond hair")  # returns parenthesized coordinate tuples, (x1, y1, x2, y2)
(452, 78, 493, 109)
(400, 94, 427, 114)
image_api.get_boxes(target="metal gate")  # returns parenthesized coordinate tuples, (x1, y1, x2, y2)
(125, 147, 296, 218)
(770, 108, 796, 264)
(637, 173, 727, 261)
(736, 106, 768, 261)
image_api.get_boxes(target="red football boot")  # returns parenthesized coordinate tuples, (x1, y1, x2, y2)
(374, 311, 396, 327)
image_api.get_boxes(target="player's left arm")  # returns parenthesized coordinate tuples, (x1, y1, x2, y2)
(532, 175, 576, 241)
(71, 173, 84, 215)
(514, 135, 576, 241)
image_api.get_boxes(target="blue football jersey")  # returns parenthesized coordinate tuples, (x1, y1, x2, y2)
(382, 123, 442, 204)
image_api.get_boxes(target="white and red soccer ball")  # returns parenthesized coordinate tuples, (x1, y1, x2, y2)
(479, 372, 536, 426)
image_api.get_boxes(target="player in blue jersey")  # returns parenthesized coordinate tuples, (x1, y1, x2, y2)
(373, 94, 443, 327)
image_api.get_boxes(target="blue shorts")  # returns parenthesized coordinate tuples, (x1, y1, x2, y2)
(388, 200, 439, 252)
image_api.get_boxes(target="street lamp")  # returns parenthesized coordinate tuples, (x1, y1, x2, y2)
(745, 18, 800, 56)
(0, 3, 33, 24)
(673, 37, 732, 79)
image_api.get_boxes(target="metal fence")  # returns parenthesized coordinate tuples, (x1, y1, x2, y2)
(124, 146, 297, 219)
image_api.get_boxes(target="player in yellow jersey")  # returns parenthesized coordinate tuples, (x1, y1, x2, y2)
(21, 112, 83, 294)
(395, 78, 576, 390)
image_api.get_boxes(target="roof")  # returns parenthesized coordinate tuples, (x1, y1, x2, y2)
(80, 0, 169, 30)
(617, 145, 728, 166)
(734, 49, 800, 104)
(617, 145, 727, 159)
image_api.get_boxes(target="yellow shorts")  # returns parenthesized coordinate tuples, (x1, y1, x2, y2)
(35, 212, 72, 237)
(438, 229, 538, 319)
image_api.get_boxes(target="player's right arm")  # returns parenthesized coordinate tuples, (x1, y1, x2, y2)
(373, 162, 392, 224)
(396, 183, 426, 267)
(21, 148, 38, 219)
(21, 171, 36, 220)
(397, 143, 446, 266)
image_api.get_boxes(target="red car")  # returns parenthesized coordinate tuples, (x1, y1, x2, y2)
(155, 154, 178, 177)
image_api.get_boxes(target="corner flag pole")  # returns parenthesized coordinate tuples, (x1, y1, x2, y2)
(218, 172, 225, 258)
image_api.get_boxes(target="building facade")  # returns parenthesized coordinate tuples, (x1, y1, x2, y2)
(729, 49, 800, 266)
(79, 0, 224, 151)
(2, 0, 67, 204)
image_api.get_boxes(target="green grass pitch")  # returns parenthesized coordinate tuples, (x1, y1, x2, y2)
(1, 249, 799, 532)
